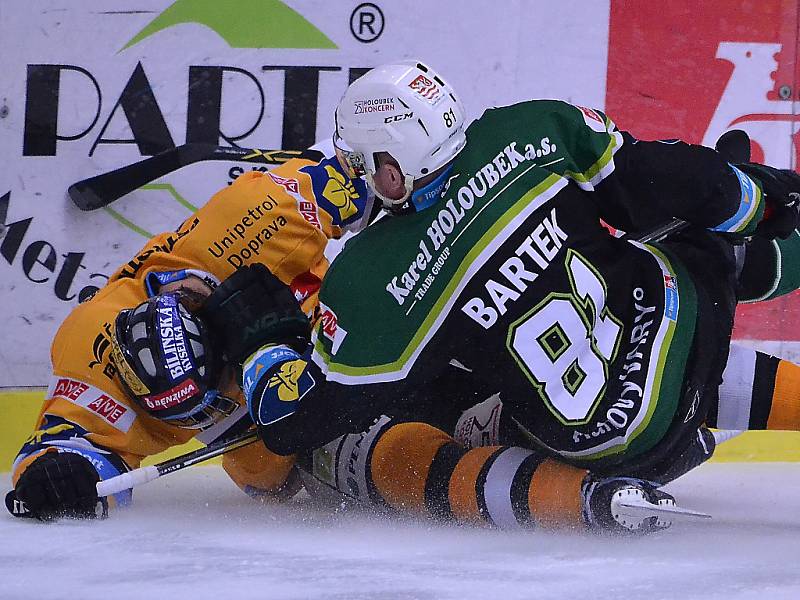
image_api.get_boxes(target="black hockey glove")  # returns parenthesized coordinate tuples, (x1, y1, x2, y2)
(736, 162, 800, 240)
(200, 264, 311, 365)
(11, 452, 105, 521)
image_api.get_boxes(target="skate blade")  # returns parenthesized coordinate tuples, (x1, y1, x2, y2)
(617, 498, 711, 521)
(712, 429, 744, 445)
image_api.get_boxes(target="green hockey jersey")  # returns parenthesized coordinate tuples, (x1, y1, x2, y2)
(260, 100, 764, 468)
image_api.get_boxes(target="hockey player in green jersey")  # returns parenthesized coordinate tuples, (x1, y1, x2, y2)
(207, 60, 800, 533)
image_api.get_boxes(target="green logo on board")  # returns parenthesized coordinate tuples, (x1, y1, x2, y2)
(121, 0, 337, 51)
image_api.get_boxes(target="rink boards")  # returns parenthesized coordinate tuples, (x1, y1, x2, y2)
(3, 385, 799, 473)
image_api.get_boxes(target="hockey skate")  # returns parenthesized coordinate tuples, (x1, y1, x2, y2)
(582, 476, 710, 534)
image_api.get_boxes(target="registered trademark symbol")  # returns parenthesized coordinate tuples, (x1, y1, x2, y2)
(350, 3, 384, 43)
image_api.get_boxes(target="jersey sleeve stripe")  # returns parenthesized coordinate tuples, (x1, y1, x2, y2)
(710, 165, 763, 233)
(564, 129, 625, 191)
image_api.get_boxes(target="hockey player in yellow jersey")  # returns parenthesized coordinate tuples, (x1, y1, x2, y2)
(7, 155, 373, 520)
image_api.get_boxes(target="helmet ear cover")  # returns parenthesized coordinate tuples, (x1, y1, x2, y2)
(334, 60, 467, 213)
(111, 293, 236, 430)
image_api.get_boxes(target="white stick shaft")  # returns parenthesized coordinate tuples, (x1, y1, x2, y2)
(96, 466, 159, 497)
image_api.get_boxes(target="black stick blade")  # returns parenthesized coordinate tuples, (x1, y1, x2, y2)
(68, 145, 214, 211)
(67, 144, 325, 211)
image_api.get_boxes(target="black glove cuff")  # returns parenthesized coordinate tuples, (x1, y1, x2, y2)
(736, 162, 800, 239)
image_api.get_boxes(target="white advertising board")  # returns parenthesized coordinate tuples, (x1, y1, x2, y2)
(0, 0, 611, 386)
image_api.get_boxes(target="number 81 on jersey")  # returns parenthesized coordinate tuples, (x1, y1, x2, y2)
(506, 250, 623, 424)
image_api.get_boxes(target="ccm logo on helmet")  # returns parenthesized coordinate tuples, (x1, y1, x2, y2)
(384, 112, 414, 124)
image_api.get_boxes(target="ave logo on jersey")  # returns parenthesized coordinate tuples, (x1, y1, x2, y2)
(267, 171, 323, 230)
(47, 376, 136, 432)
(53, 377, 128, 424)
(86, 395, 128, 424)
(318, 303, 348, 355)
(267, 172, 300, 194)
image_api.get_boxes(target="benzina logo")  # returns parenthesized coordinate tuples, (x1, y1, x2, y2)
(144, 378, 199, 410)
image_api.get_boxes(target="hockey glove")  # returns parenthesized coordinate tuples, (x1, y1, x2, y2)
(736, 162, 800, 240)
(581, 476, 675, 535)
(12, 452, 106, 521)
(200, 264, 311, 366)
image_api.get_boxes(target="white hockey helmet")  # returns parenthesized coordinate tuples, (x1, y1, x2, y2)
(333, 60, 467, 211)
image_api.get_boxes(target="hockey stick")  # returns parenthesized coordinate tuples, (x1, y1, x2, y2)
(68, 144, 325, 211)
(630, 218, 687, 243)
(95, 429, 259, 498)
(4, 429, 259, 516)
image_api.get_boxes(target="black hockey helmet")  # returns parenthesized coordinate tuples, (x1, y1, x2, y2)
(110, 292, 237, 430)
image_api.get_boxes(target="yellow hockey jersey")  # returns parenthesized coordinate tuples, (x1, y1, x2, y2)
(13, 156, 372, 509)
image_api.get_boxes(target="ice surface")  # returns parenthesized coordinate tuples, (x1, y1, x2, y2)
(2, 463, 799, 600)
